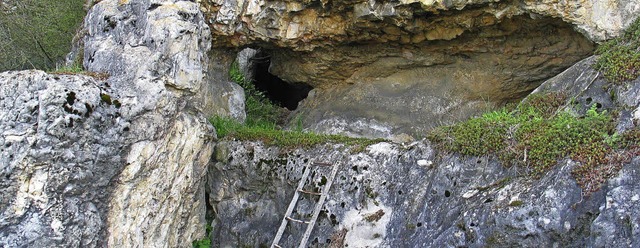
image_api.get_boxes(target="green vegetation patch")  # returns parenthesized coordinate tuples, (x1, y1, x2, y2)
(49, 65, 110, 80)
(192, 224, 212, 248)
(594, 17, 640, 83)
(228, 62, 287, 127)
(428, 92, 639, 195)
(211, 62, 384, 150)
(210, 116, 383, 150)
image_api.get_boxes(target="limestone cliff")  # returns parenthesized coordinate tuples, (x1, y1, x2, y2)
(0, 0, 639, 247)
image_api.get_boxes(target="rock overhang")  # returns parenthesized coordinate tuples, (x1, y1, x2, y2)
(197, 0, 639, 139)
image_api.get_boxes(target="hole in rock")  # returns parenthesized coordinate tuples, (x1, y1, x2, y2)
(250, 50, 313, 110)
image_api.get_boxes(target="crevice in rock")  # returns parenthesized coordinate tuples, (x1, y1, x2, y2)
(251, 50, 313, 110)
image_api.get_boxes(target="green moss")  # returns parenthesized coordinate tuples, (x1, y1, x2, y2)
(428, 92, 637, 194)
(508, 200, 524, 207)
(594, 18, 640, 83)
(50, 65, 110, 80)
(405, 223, 416, 230)
(100, 93, 113, 105)
(211, 116, 383, 149)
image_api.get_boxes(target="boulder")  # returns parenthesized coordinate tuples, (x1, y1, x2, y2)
(0, 0, 241, 246)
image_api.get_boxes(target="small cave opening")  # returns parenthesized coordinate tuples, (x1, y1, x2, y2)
(249, 49, 313, 110)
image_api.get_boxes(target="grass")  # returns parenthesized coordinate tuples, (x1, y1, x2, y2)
(594, 17, 640, 83)
(49, 64, 110, 80)
(428, 92, 639, 195)
(228, 62, 286, 127)
(211, 116, 383, 149)
(210, 62, 385, 150)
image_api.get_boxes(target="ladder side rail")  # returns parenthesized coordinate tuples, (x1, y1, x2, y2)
(298, 163, 340, 248)
(271, 163, 313, 248)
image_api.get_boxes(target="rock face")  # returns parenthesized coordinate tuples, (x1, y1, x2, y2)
(2, 0, 639, 247)
(277, 16, 593, 138)
(0, 0, 240, 246)
(0, 71, 124, 247)
(202, 0, 638, 48)
(209, 141, 639, 247)
(207, 55, 640, 247)
(196, 0, 640, 138)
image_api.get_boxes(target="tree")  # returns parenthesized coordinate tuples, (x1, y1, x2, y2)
(0, 0, 86, 71)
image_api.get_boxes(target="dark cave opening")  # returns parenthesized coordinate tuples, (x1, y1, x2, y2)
(252, 51, 313, 110)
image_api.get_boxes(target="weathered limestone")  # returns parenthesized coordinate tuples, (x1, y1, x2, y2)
(1, 0, 240, 246)
(0, 71, 122, 247)
(272, 16, 593, 138)
(83, 0, 222, 246)
(209, 140, 639, 247)
(202, 0, 639, 47)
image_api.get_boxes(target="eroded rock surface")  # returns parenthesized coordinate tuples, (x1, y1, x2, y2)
(280, 16, 593, 138)
(202, 0, 639, 48)
(209, 140, 640, 247)
(0, 0, 238, 246)
(0, 71, 123, 247)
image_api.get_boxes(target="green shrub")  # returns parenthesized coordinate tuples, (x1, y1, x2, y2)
(594, 18, 640, 83)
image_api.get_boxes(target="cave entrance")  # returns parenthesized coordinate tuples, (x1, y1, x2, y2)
(250, 50, 313, 110)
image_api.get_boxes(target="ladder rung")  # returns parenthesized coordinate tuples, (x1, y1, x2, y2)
(274, 244, 282, 248)
(298, 189, 323, 195)
(286, 216, 310, 224)
(313, 162, 332, 166)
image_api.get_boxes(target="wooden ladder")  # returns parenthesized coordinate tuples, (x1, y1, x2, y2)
(271, 161, 340, 248)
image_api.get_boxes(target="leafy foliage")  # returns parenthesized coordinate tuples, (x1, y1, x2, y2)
(594, 17, 640, 83)
(0, 0, 86, 71)
(428, 92, 638, 194)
